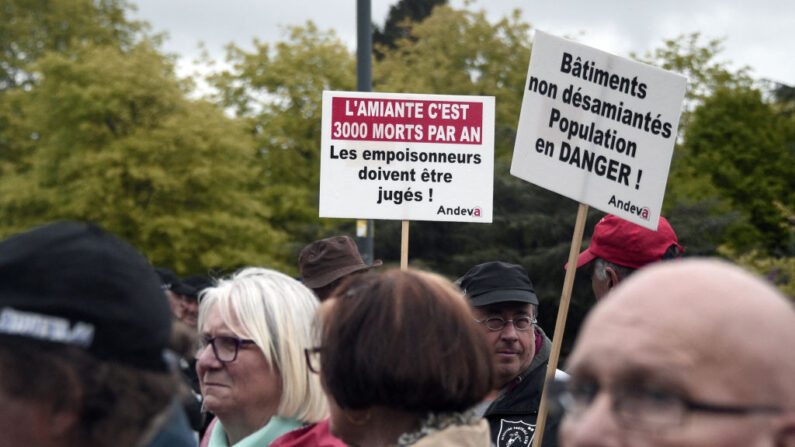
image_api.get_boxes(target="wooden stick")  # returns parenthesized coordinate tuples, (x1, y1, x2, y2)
(400, 220, 409, 270)
(532, 202, 589, 447)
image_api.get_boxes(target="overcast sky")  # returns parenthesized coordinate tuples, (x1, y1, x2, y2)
(131, 0, 794, 86)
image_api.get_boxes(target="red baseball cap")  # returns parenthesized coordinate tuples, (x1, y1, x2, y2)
(572, 215, 682, 269)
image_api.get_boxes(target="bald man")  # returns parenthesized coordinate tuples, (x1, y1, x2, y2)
(556, 258, 795, 446)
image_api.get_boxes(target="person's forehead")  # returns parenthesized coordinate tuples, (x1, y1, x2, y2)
(568, 259, 791, 399)
(567, 313, 694, 384)
(202, 303, 244, 335)
(475, 301, 532, 315)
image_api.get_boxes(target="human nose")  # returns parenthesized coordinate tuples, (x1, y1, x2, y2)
(559, 392, 622, 447)
(195, 340, 222, 374)
(499, 320, 519, 340)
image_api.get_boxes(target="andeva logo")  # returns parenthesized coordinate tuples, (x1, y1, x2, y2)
(436, 205, 482, 217)
(607, 195, 650, 220)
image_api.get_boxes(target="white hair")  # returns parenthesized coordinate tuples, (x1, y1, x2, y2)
(198, 267, 328, 423)
(592, 258, 634, 282)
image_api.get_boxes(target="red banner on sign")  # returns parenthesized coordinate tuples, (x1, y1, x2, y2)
(331, 97, 483, 145)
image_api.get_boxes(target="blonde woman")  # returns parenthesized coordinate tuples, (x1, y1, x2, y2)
(196, 267, 330, 446)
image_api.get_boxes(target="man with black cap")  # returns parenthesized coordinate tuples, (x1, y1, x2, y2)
(571, 214, 682, 300)
(298, 235, 382, 301)
(457, 261, 561, 447)
(155, 267, 186, 319)
(0, 221, 195, 447)
(173, 273, 213, 328)
(157, 272, 212, 437)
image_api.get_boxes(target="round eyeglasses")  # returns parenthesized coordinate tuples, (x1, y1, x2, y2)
(199, 335, 255, 363)
(474, 316, 536, 331)
(548, 376, 783, 431)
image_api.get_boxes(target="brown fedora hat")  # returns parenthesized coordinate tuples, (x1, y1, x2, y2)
(299, 236, 382, 288)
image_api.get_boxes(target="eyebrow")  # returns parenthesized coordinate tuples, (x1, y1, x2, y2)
(569, 361, 688, 391)
(480, 308, 531, 316)
(200, 330, 239, 338)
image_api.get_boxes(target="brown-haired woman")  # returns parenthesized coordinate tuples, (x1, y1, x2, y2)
(307, 268, 495, 447)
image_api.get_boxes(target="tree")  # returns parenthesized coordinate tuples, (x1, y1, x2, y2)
(0, 0, 147, 170)
(632, 35, 766, 252)
(632, 33, 753, 134)
(0, 42, 290, 274)
(207, 22, 357, 254)
(374, 5, 532, 161)
(0, 0, 144, 91)
(675, 85, 794, 254)
(372, 0, 447, 58)
(766, 80, 795, 116)
(637, 34, 793, 294)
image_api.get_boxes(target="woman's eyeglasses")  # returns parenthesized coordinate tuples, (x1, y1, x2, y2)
(304, 347, 323, 374)
(199, 335, 255, 363)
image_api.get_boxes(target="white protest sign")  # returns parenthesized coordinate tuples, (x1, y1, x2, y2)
(319, 91, 495, 223)
(511, 31, 686, 230)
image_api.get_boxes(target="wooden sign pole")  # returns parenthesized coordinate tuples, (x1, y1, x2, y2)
(400, 220, 409, 270)
(531, 202, 589, 447)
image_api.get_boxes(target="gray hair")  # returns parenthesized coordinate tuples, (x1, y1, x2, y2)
(592, 243, 682, 282)
(198, 267, 328, 423)
(592, 258, 635, 282)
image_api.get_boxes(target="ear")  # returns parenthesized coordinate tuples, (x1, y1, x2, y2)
(24, 404, 78, 446)
(604, 267, 620, 290)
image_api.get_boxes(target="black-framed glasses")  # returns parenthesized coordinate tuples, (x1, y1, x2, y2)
(304, 347, 322, 374)
(199, 335, 255, 363)
(474, 316, 536, 331)
(548, 376, 783, 431)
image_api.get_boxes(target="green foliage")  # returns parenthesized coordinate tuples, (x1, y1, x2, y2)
(718, 246, 795, 299)
(770, 81, 795, 112)
(374, 6, 532, 160)
(644, 33, 793, 272)
(632, 33, 753, 131)
(372, 0, 448, 58)
(1, 0, 790, 317)
(0, 0, 144, 90)
(0, 42, 290, 275)
(207, 23, 356, 250)
(0, 0, 148, 169)
(671, 85, 795, 253)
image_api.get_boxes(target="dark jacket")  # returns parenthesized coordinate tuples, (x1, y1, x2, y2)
(145, 400, 199, 447)
(483, 327, 561, 447)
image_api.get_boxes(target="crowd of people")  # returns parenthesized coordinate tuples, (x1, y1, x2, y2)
(0, 216, 792, 447)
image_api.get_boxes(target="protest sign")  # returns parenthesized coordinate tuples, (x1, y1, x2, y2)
(319, 91, 495, 223)
(511, 31, 686, 230)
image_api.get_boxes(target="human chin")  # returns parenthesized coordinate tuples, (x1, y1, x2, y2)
(202, 390, 235, 416)
(200, 381, 232, 408)
(494, 360, 520, 383)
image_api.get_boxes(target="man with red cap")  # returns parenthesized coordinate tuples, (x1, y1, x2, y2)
(574, 214, 682, 300)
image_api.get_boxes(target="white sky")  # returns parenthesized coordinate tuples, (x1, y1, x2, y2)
(131, 0, 794, 87)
